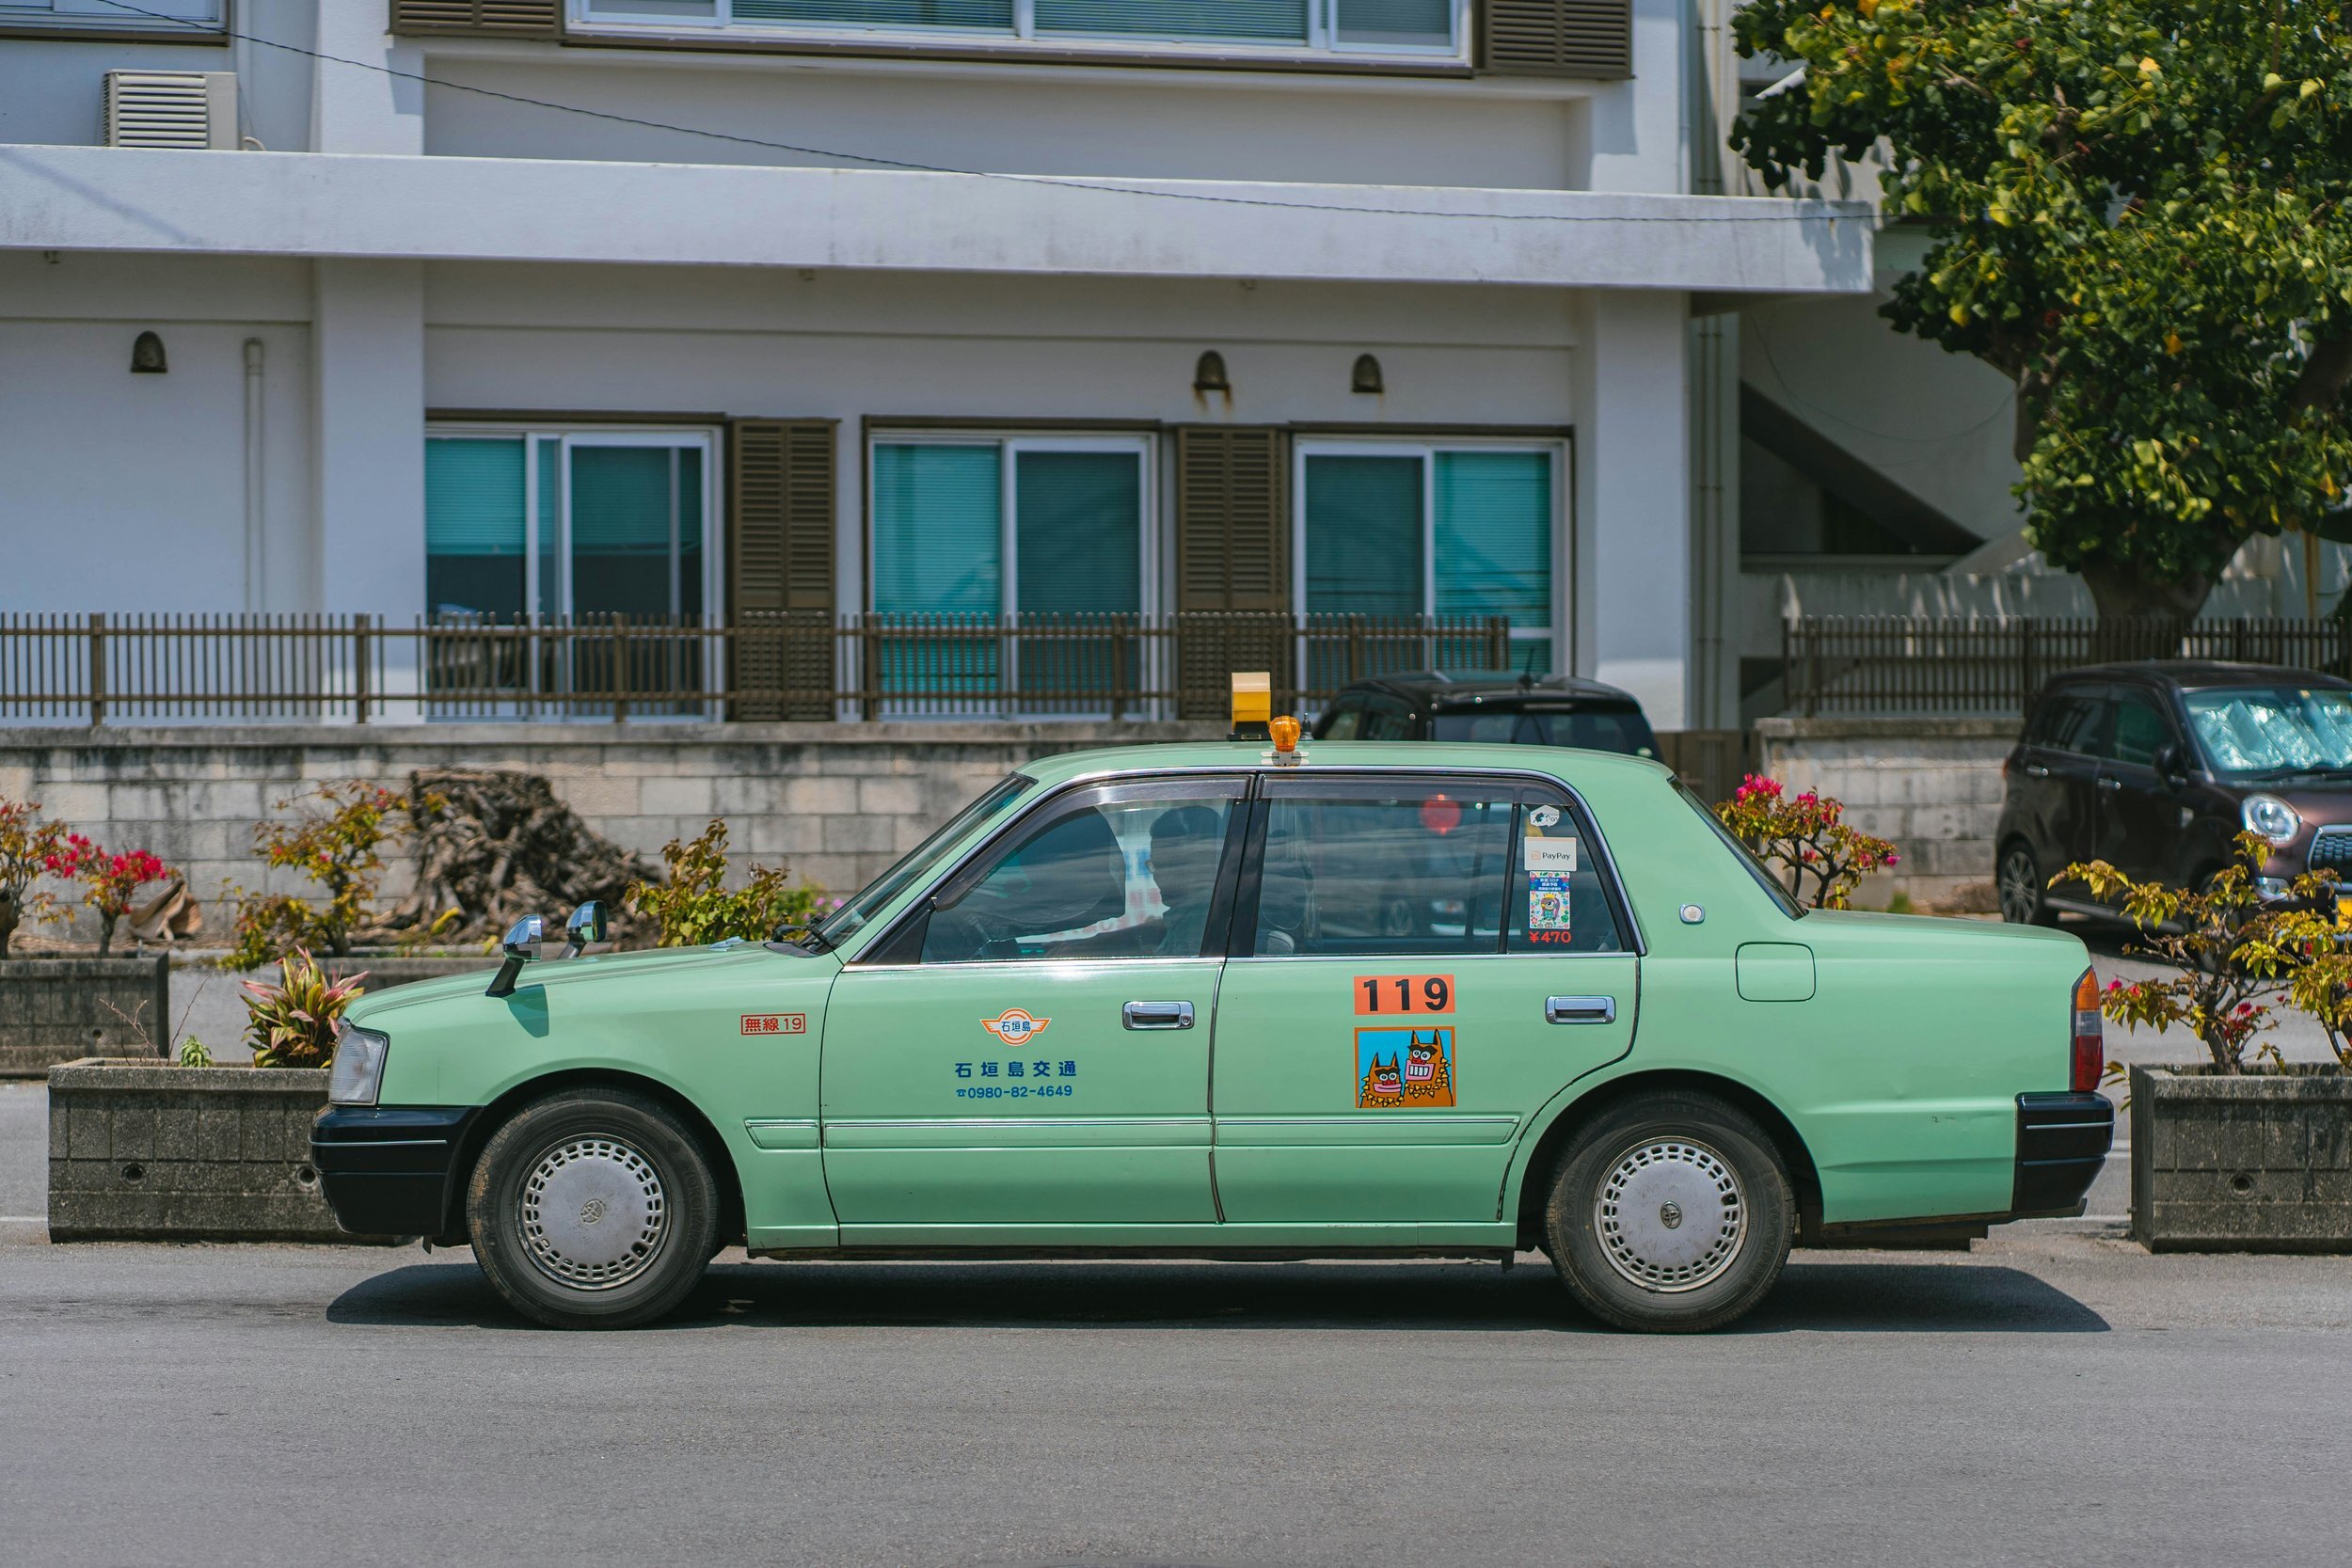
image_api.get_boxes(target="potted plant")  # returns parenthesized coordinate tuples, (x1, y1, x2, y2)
(0, 798, 170, 1078)
(626, 817, 829, 945)
(48, 949, 386, 1243)
(2063, 832, 2352, 1252)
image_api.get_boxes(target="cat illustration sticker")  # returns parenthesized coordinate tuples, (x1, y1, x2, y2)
(1355, 1025, 1456, 1109)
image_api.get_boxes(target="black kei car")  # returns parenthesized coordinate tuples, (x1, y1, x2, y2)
(1995, 660, 2352, 925)
(1311, 670, 1661, 756)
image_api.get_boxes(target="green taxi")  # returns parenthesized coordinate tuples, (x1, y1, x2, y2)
(313, 722, 2113, 1333)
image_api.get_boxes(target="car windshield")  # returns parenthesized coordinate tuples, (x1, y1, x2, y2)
(806, 774, 1033, 947)
(2183, 687, 2352, 777)
(1430, 707, 1659, 758)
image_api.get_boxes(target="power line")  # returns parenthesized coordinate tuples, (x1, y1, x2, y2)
(94, 0, 1865, 230)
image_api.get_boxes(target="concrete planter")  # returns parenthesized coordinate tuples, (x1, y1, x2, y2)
(46, 1056, 394, 1243)
(0, 958, 169, 1078)
(2130, 1065, 2352, 1253)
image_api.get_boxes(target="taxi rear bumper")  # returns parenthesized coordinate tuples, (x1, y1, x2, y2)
(2010, 1090, 2116, 1218)
(311, 1105, 479, 1240)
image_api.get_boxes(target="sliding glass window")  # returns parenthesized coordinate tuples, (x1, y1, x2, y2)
(575, 0, 1464, 58)
(1295, 439, 1558, 686)
(868, 433, 1152, 711)
(423, 427, 718, 712)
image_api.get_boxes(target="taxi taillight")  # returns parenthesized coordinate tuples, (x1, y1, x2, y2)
(2071, 967, 2104, 1094)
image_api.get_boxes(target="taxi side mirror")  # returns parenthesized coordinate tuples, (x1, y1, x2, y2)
(486, 914, 545, 998)
(2154, 742, 2188, 789)
(562, 900, 606, 958)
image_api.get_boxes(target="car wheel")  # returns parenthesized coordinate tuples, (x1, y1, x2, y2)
(1998, 841, 2057, 927)
(466, 1087, 718, 1330)
(1543, 1092, 1794, 1333)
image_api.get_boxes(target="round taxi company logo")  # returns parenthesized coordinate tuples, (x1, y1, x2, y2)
(980, 1008, 1051, 1046)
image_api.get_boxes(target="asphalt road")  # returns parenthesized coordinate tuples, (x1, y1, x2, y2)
(3, 1238, 2349, 1568)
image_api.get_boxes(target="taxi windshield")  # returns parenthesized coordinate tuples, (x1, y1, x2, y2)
(2183, 686, 2352, 778)
(807, 774, 1032, 948)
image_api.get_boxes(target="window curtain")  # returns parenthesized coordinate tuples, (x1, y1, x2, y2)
(1036, 0, 1307, 40)
(1303, 454, 1422, 616)
(1335, 0, 1452, 45)
(569, 447, 684, 621)
(1014, 450, 1142, 699)
(1434, 450, 1550, 673)
(732, 0, 1013, 25)
(873, 442, 1004, 696)
(424, 436, 525, 621)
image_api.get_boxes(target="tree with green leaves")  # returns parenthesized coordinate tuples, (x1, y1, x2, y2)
(1733, 0, 2352, 626)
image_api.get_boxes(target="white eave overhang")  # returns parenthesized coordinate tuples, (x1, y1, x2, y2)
(0, 145, 1874, 296)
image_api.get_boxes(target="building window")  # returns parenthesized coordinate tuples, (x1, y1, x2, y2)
(867, 432, 1152, 706)
(1295, 439, 1557, 676)
(574, 0, 1463, 59)
(424, 428, 717, 624)
(0, 0, 223, 31)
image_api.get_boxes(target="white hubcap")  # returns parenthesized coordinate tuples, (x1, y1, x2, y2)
(519, 1136, 668, 1291)
(1596, 1138, 1746, 1292)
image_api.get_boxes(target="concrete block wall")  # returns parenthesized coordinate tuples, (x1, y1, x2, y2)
(1754, 717, 2018, 911)
(0, 722, 1219, 940)
(0, 958, 171, 1075)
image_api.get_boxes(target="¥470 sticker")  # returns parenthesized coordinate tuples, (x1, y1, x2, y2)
(1354, 974, 1454, 1015)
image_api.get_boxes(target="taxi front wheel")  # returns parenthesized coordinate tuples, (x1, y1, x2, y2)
(466, 1088, 719, 1330)
(1542, 1092, 1794, 1334)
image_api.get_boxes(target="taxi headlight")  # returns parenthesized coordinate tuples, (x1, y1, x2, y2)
(2242, 793, 2301, 846)
(327, 1024, 390, 1106)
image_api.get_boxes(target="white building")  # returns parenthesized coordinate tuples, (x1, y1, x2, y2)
(0, 0, 1871, 730)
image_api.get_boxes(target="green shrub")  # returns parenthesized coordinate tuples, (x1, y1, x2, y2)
(627, 818, 826, 947)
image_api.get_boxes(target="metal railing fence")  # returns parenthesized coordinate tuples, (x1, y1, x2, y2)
(1783, 615, 2352, 717)
(0, 612, 1511, 725)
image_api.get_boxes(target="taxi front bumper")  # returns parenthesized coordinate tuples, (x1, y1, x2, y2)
(311, 1105, 479, 1240)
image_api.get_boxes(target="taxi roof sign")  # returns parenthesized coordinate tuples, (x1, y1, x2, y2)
(1230, 672, 1272, 742)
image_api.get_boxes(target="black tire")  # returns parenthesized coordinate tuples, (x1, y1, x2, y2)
(1543, 1092, 1795, 1333)
(1998, 839, 2058, 927)
(466, 1087, 718, 1330)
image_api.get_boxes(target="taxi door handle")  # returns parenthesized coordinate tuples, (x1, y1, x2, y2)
(2025, 764, 2051, 779)
(1123, 1001, 1195, 1030)
(1546, 995, 1616, 1025)
(2097, 776, 2122, 793)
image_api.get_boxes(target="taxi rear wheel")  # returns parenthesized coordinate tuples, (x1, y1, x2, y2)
(1542, 1092, 1793, 1333)
(467, 1088, 718, 1330)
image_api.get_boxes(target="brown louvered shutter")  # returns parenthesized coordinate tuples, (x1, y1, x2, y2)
(389, 1, 563, 39)
(1480, 0, 1632, 79)
(1174, 426, 1290, 720)
(729, 420, 837, 721)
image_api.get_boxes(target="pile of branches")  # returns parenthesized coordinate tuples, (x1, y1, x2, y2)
(384, 770, 651, 941)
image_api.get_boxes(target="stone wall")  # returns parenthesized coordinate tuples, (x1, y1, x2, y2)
(0, 722, 1219, 939)
(0, 958, 170, 1076)
(1754, 717, 2017, 911)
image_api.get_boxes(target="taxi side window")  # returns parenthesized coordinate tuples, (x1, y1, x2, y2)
(1321, 702, 1366, 740)
(920, 782, 1242, 964)
(1507, 793, 1627, 955)
(1248, 783, 1513, 957)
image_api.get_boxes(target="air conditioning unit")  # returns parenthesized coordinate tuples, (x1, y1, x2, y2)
(103, 71, 238, 150)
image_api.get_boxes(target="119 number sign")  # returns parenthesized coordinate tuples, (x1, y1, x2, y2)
(1354, 974, 1454, 1015)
